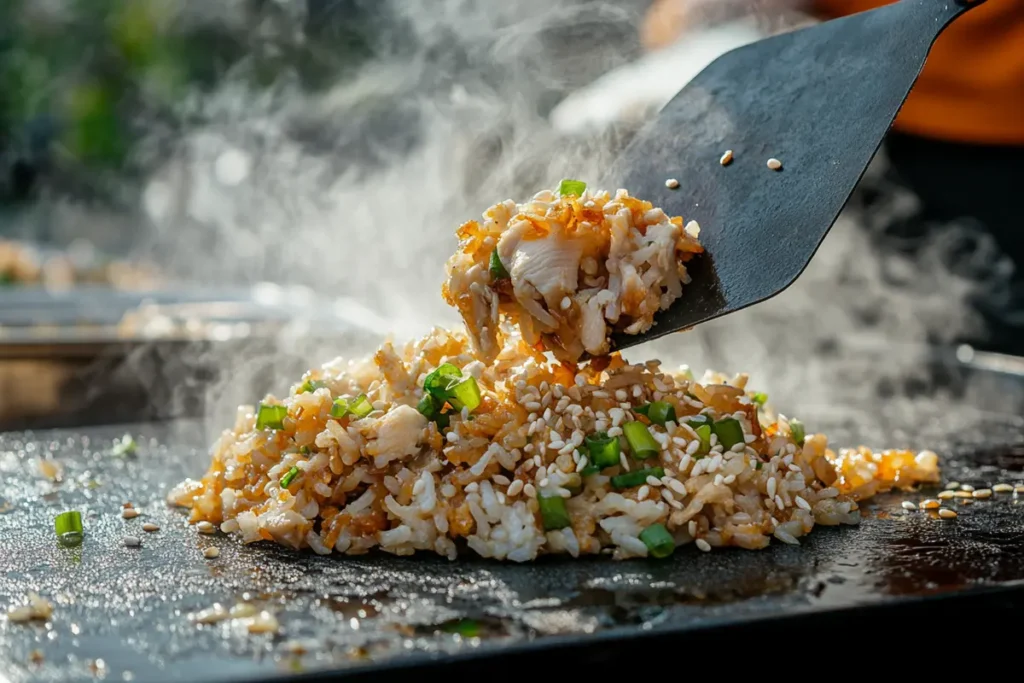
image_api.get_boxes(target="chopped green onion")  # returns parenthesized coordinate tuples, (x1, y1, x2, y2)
(686, 414, 711, 429)
(280, 466, 300, 488)
(580, 464, 601, 478)
(256, 403, 288, 430)
(441, 618, 480, 637)
(586, 432, 621, 469)
(424, 363, 463, 402)
(299, 446, 309, 455)
(789, 419, 806, 446)
(610, 467, 665, 490)
(330, 398, 350, 419)
(111, 434, 137, 457)
(754, 460, 763, 470)
(712, 417, 745, 450)
(637, 401, 676, 426)
(349, 394, 373, 418)
(417, 393, 451, 430)
(489, 250, 510, 280)
(752, 392, 768, 406)
(694, 424, 712, 455)
(639, 523, 675, 559)
(446, 376, 481, 413)
(623, 421, 660, 459)
(557, 178, 587, 197)
(299, 379, 329, 394)
(54, 510, 83, 545)
(538, 494, 571, 530)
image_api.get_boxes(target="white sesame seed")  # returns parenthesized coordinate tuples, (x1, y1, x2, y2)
(960, 484, 975, 492)
(775, 494, 785, 509)
(666, 478, 686, 495)
(465, 482, 479, 493)
(945, 481, 960, 489)
(767, 477, 777, 499)
(637, 485, 650, 501)
(993, 483, 1014, 493)
(525, 401, 542, 412)
(937, 490, 954, 499)
(938, 508, 958, 519)
(493, 474, 511, 486)
(560, 296, 571, 310)
(688, 520, 697, 536)
(696, 539, 711, 552)
(645, 475, 662, 488)
(615, 390, 628, 402)
(619, 453, 630, 471)
(203, 547, 220, 559)
(722, 474, 736, 485)
(714, 474, 724, 486)
(901, 501, 917, 510)
(507, 480, 524, 496)
(539, 478, 550, 488)
(606, 426, 623, 438)
(972, 488, 992, 499)
(549, 440, 565, 450)
(142, 523, 160, 533)
(446, 432, 460, 443)
(660, 488, 676, 503)
(196, 521, 216, 534)
(523, 483, 537, 498)
(123, 536, 141, 548)
(665, 178, 680, 189)
(767, 158, 782, 170)
(795, 496, 811, 511)
(121, 508, 139, 519)
(720, 149, 734, 166)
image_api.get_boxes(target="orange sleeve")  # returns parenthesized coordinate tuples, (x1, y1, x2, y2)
(813, 0, 1024, 145)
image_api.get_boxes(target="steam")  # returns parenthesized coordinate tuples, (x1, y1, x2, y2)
(95, 1, 1003, 427)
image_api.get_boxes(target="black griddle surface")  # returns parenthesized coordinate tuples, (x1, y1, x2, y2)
(2, 397, 1024, 682)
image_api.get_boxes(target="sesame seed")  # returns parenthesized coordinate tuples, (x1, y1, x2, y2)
(493, 474, 511, 486)
(637, 485, 650, 501)
(204, 547, 220, 559)
(972, 488, 992, 499)
(688, 520, 697, 536)
(937, 490, 954, 499)
(507, 480, 524, 496)
(767, 158, 782, 170)
(960, 484, 975, 492)
(901, 501, 917, 510)
(465, 481, 479, 493)
(615, 390, 628, 402)
(795, 496, 811, 511)
(121, 508, 139, 519)
(660, 488, 676, 503)
(525, 401, 542, 412)
(619, 452, 630, 471)
(549, 440, 565, 450)
(197, 521, 217, 534)
(142, 523, 160, 533)
(920, 499, 940, 509)
(665, 178, 680, 189)
(560, 296, 571, 310)
(767, 477, 777, 499)
(445, 432, 460, 443)
(123, 536, 141, 548)
(774, 494, 785, 509)
(720, 150, 734, 166)
(539, 478, 550, 488)
(945, 481, 961, 489)
(523, 483, 537, 498)
(938, 508, 957, 519)
(696, 539, 711, 552)
(954, 491, 972, 498)
(993, 483, 1014, 493)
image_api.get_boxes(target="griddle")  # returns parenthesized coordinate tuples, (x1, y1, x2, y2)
(2, 355, 1024, 682)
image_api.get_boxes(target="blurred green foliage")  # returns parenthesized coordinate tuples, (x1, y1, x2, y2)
(0, 0, 378, 175)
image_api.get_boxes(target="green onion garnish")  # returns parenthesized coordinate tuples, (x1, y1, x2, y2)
(580, 464, 601, 478)
(752, 392, 768, 406)
(256, 403, 288, 430)
(446, 377, 481, 413)
(585, 432, 621, 469)
(349, 394, 373, 418)
(610, 467, 665, 490)
(417, 393, 451, 430)
(636, 401, 676, 426)
(299, 446, 309, 455)
(54, 510, 83, 545)
(489, 250, 510, 280)
(686, 414, 710, 429)
(441, 618, 480, 637)
(299, 379, 329, 394)
(538, 494, 572, 530)
(623, 421, 660, 459)
(330, 398, 350, 419)
(280, 466, 300, 488)
(712, 417, 745, 450)
(424, 363, 463, 402)
(557, 178, 587, 197)
(111, 434, 137, 457)
(639, 523, 675, 559)
(754, 460, 763, 470)
(694, 424, 712, 455)
(790, 419, 806, 446)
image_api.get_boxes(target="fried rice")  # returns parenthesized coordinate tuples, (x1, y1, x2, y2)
(442, 182, 703, 365)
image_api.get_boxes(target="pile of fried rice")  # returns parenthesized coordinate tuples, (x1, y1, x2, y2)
(168, 182, 940, 561)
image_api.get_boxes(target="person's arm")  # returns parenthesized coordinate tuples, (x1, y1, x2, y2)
(642, 0, 812, 50)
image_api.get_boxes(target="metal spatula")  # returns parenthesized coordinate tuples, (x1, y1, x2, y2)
(604, 0, 986, 352)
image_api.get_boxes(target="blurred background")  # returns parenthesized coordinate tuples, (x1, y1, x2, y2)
(1, 0, 1022, 431)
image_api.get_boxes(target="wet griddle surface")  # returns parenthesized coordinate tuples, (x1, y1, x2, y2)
(2, 399, 1024, 683)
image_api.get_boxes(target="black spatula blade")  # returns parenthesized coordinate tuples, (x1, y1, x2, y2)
(604, 0, 984, 351)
